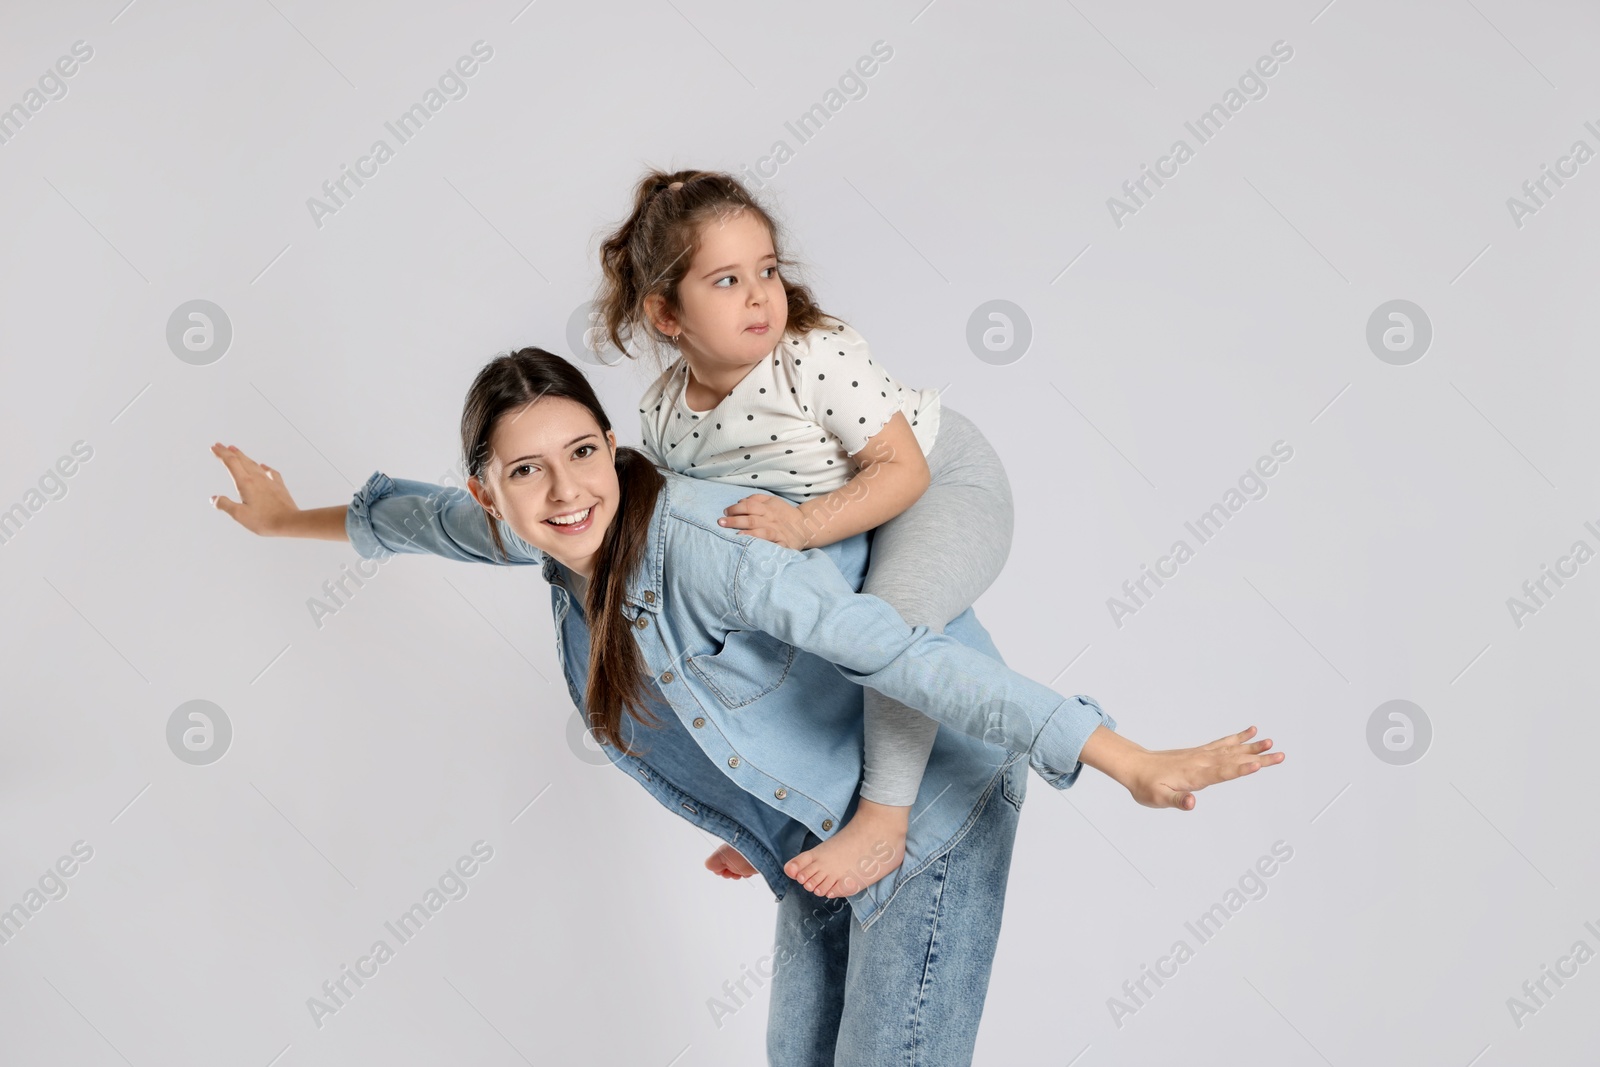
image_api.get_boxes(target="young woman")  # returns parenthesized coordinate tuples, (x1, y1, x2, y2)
(208, 347, 1283, 1062)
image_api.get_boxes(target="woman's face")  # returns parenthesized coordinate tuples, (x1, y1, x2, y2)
(649, 207, 789, 375)
(466, 395, 619, 578)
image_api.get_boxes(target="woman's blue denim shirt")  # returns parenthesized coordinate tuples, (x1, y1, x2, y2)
(345, 467, 1116, 930)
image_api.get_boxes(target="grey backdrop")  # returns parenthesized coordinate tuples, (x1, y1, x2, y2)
(2, 0, 1597, 1063)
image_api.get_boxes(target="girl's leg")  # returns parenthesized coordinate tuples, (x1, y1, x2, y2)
(834, 774, 1022, 1065)
(783, 407, 1016, 898)
(859, 407, 1015, 805)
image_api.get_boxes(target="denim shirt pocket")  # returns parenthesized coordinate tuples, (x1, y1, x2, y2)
(685, 629, 798, 708)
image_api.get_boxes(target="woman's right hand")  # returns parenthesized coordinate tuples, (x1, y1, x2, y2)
(209, 443, 301, 536)
(1121, 725, 1285, 810)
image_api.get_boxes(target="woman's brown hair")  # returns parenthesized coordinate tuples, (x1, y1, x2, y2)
(460, 347, 666, 757)
(593, 168, 843, 365)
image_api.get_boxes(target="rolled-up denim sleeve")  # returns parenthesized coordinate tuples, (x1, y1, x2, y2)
(346, 471, 544, 566)
(731, 535, 1116, 787)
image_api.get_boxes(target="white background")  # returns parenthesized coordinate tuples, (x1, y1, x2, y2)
(1, 1, 1597, 1063)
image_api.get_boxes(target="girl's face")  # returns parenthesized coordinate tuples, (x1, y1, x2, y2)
(649, 208, 789, 376)
(466, 396, 619, 579)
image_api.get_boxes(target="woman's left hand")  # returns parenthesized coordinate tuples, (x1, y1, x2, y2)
(719, 494, 811, 550)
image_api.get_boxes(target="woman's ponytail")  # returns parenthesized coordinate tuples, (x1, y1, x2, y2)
(580, 444, 667, 755)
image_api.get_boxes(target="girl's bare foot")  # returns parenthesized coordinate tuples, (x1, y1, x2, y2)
(705, 843, 757, 880)
(783, 798, 907, 899)
(1124, 725, 1285, 810)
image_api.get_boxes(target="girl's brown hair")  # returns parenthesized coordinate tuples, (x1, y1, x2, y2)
(593, 168, 842, 365)
(460, 347, 666, 757)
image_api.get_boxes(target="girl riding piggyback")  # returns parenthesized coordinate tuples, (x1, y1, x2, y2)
(590, 170, 1018, 900)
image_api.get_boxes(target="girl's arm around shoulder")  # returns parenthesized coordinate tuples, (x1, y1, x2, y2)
(780, 323, 931, 548)
(796, 410, 929, 549)
(716, 411, 929, 551)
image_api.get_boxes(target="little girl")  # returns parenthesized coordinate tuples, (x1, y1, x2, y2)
(592, 169, 1016, 900)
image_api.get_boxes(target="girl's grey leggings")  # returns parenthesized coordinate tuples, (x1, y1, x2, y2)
(859, 404, 1015, 806)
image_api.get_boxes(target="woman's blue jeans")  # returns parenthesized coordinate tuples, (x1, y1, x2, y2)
(766, 775, 1022, 1065)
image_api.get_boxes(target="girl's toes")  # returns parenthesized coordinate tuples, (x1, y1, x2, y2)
(786, 853, 818, 882)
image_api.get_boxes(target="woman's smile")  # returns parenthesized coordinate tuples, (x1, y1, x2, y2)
(543, 503, 596, 534)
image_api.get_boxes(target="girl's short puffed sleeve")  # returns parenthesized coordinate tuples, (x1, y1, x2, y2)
(791, 322, 907, 456)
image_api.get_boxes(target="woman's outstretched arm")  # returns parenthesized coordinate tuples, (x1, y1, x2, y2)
(208, 444, 543, 566)
(209, 444, 348, 540)
(728, 532, 1284, 810)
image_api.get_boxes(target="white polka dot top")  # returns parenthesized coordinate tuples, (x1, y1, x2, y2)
(636, 319, 942, 502)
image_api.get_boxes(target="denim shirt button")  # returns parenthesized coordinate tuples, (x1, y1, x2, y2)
(727, 755, 741, 768)
(692, 716, 705, 728)
(661, 671, 674, 684)
(643, 590, 655, 603)
(821, 819, 834, 831)
(634, 616, 649, 630)
(774, 787, 787, 799)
